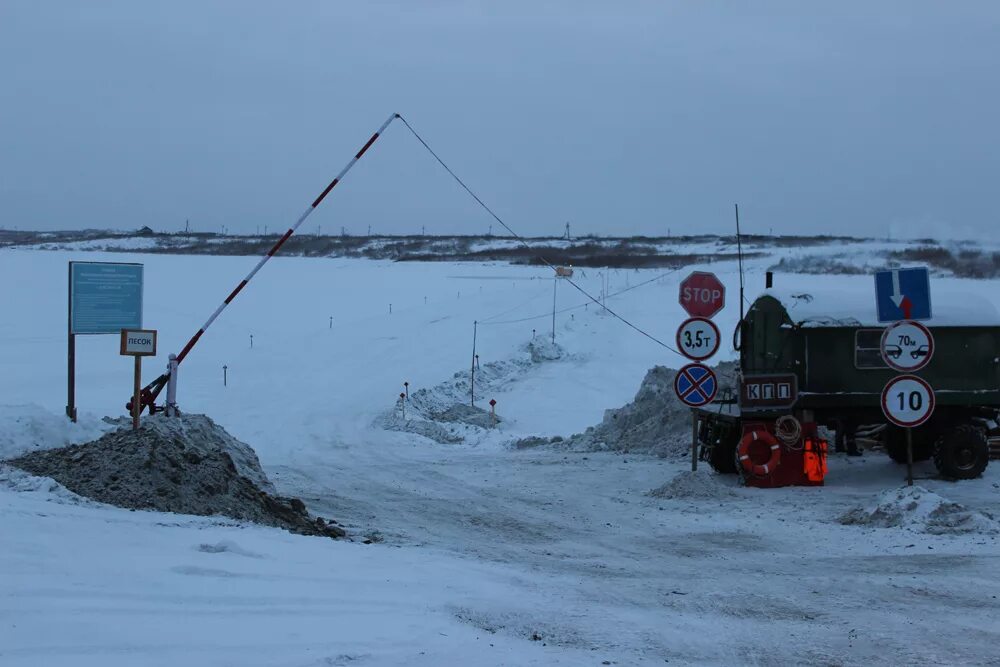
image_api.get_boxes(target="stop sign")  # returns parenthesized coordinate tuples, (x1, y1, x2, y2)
(679, 271, 725, 318)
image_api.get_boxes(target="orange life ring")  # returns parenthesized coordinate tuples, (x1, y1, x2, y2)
(737, 429, 782, 477)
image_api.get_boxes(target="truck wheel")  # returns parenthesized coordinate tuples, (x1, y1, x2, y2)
(884, 427, 933, 463)
(933, 425, 989, 480)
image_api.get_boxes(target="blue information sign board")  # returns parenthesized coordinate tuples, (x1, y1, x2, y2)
(69, 262, 144, 334)
(874, 267, 931, 322)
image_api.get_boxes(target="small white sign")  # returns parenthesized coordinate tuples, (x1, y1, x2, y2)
(880, 320, 934, 372)
(675, 317, 721, 361)
(120, 329, 157, 357)
(881, 374, 935, 428)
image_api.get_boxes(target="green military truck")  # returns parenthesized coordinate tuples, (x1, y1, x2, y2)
(698, 284, 999, 480)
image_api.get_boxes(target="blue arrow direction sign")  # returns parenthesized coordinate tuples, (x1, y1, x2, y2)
(674, 363, 718, 408)
(874, 267, 931, 322)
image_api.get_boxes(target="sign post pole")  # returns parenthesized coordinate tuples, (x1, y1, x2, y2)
(676, 270, 726, 474)
(879, 314, 935, 486)
(69, 261, 144, 419)
(906, 428, 914, 487)
(67, 335, 77, 422)
(66, 263, 77, 422)
(132, 356, 142, 431)
(691, 413, 698, 472)
(120, 328, 158, 430)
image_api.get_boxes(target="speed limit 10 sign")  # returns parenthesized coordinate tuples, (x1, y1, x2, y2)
(676, 317, 721, 361)
(881, 374, 935, 428)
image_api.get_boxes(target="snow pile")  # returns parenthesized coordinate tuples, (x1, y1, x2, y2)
(839, 486, 1000, 535)
(765, 286, 1000, 328)
(7, 413, 346, 538)
(525, 336, 563, 363)
(525, 361, 737, 457)
(0, 404, 111, 460)
(0, 465, 92, 506)
(649, 470, 740, 500)
(378, 338, 564, 444)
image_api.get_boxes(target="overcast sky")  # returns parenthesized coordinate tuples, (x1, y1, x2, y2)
(2, 1, 998, 239)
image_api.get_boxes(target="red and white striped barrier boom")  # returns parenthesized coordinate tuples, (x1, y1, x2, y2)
(177, 112, 398, 363)
(131, 113, 399, 412)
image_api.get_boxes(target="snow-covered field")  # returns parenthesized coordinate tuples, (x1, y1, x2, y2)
(1, 247, 999, 666)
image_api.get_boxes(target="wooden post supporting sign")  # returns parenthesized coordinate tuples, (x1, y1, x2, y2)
(132, 356, 141, 430)
(120, 329, 157, 430)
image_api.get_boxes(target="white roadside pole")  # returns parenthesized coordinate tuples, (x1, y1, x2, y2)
(165, 354, 179, 417)
(120, 329, 158, 430)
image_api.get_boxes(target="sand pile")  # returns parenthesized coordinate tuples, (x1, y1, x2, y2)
(649, 470, 740, 500)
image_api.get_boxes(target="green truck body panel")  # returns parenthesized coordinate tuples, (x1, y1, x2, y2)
(741, 295, 1000, 411)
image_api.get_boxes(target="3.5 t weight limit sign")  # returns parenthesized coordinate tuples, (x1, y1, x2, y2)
(676, 317, 721, 361)
(881, 375, 935, 428)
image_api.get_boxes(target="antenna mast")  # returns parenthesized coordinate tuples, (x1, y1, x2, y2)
(735, 203, 745, 325)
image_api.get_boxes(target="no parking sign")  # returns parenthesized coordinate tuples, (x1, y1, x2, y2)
(673, 363, 718, 408)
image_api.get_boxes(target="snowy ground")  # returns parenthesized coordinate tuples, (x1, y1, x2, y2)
(1, 248, 999, 666)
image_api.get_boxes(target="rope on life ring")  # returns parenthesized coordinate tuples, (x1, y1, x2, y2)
(737, 429, 782, 477)
(775, 415, 802, 449)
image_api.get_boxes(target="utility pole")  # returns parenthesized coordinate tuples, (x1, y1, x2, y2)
(471, 321, 477, 406)
(551, 278, 558, 343)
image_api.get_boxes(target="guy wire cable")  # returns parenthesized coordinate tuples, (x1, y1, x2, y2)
(395, 114, 683, 356)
